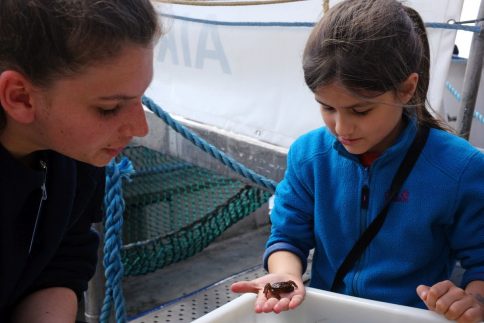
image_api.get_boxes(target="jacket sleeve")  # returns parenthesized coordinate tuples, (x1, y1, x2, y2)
(263, 142, 316, 272)
(450, 150, 484, 287)
(27, 166, 105, 301)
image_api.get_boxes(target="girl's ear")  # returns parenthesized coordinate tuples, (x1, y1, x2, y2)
(0, 71, 37, 124)
(398, 72, 419, 105)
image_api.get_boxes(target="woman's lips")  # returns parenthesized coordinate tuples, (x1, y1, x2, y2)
(104, 146, 126, 157)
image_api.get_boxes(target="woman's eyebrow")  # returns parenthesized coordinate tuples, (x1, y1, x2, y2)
(98, 94, 137, 101)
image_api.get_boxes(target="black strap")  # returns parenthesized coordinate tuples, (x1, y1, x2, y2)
(330, 126, 430, 292)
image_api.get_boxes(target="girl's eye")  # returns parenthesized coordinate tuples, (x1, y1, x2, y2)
(352, 108, 371, 116)
(98, 106, 120, 117)
(320, 105, 335, 113)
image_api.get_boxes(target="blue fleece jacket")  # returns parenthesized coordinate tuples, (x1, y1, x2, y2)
(263, 120, 484, 308)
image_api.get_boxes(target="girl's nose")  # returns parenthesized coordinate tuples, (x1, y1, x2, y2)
(335, 113, 354, 137)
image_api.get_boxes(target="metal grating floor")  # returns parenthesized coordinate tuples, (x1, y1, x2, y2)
(129, 261, 312, 323)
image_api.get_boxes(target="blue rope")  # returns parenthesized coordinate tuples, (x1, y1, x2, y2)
(101, 157, 134, 323)
(425, 22, 481, 33)
(445, 81, 484, 125)
(160, 13, 314, 27)
(446, 81, 462, 102)
(142, 96, 278, 193)
(475, 111, 484, 125)
(160, 13, 481, 33)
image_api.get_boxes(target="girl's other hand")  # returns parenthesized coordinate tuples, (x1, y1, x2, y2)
(417, 280, 484, 323)
(230, 273, 305, 314)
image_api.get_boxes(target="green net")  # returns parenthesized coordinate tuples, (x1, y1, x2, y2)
(118, 145, 272, 276)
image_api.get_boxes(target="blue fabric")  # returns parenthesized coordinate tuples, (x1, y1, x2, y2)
(264, 120, 484, 309)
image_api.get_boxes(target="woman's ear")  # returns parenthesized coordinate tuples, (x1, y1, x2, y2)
(398, 72, 419, 105)
(0, 71, 37, 124)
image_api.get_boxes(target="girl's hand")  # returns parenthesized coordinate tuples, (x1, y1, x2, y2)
(417, 280, 484, 323)
(230, 273, 305, 314)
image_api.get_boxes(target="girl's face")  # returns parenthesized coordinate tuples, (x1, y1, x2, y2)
(315, 82, 405, 155)
(31, 44, 153, 166)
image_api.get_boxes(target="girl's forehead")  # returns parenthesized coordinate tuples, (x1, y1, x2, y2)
(317, 83, 388, 99)
(315, 83, 396, 108)
(315, 83, 364, 102)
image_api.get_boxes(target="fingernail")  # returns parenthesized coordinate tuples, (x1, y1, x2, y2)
(418, 290, 427, 299)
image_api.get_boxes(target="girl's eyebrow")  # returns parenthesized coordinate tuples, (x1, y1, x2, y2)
(315, 98, 364, 110)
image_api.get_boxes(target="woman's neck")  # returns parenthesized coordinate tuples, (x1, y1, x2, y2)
(0, 126, 43, 168)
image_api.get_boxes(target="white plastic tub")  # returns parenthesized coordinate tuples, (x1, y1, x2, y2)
(192, 287, 451, 323)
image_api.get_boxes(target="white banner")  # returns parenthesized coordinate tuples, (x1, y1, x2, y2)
(146, 0, 464, 148)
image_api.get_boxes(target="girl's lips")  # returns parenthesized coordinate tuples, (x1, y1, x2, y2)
(339, 137, 360, 145)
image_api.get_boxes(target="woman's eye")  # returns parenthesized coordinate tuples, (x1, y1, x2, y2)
(98, 106, 120, 117)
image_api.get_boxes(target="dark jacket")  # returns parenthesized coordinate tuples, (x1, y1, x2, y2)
(0, 144, 105, 321)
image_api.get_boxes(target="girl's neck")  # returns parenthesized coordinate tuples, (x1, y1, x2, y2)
(359, 151, 381, 167)
(368, 117, 407, 154)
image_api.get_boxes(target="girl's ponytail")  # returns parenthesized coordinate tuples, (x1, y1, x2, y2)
(403, 5, 452, 131)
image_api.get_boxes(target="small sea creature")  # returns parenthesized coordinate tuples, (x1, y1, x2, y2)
(263, 280, 298, 299)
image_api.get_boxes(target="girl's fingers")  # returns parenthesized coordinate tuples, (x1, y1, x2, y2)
(455, 305, 484, 323)
(433, 287, 467, 313)
(443, 297, 475, 321)
(255, 289, 305, 314)
(261, 297, 279, 313)
(417, 281, 483, 322)
(417, 285, 430, 301)
(230, 281, 260, 294)
(288, 294, 305, 309)
(422, 281, 454, 309)
(273, 297, 291, 313)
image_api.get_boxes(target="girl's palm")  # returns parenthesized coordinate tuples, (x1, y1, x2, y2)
(230, 273, 305, 313)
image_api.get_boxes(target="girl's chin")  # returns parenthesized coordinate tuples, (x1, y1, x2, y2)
(342, 144, 368, 155)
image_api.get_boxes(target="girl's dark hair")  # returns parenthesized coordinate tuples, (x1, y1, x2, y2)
(303, 0, 450, 131)
(0, 0, 161, 129)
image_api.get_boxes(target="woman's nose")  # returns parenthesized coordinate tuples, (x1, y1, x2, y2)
(119, 101, 149, 138)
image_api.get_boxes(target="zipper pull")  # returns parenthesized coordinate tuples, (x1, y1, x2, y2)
(40, 160, 47, 200)
(40, 183, 47, 201)
(29, 160, 48, 254)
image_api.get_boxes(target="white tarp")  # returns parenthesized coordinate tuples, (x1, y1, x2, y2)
(146, 0, 464, 148)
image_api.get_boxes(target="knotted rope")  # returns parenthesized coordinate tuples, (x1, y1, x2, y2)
(101, 157, 134, 323)
(142, 96, 278, 193)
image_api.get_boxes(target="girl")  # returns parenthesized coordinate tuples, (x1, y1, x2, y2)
(0, 0, 160, 322)
(231, 0, 484, 322)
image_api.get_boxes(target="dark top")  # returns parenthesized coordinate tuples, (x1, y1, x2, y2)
(0, 144, 105, 321)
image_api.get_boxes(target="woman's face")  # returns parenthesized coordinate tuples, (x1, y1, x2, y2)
(315, 82, 405, 155)
(30, 44, 153, 166)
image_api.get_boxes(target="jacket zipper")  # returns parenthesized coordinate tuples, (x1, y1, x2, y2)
(351, 167, 370, 296)
(29, 160, 48, 255)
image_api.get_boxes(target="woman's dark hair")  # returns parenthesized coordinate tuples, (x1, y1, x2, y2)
(303, 0, 450, 131)
(0, 0, 161, 129)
